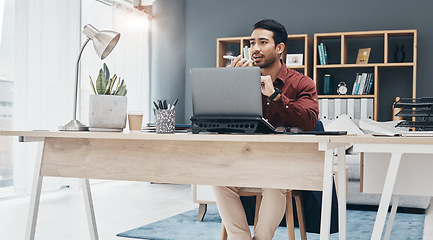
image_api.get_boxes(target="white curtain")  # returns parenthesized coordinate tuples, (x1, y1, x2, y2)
(13, 0, 81, 194)
(12, 0, 151, 194)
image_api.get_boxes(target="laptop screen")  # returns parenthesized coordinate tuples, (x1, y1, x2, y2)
(190, 67, 262, 117)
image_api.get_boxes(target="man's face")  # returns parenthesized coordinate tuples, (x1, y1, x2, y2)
(250, 28, 281, 69)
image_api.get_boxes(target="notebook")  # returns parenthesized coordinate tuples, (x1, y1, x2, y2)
(190, 67, 275, 133)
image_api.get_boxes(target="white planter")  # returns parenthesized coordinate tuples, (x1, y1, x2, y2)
(89, 95, 127, 132)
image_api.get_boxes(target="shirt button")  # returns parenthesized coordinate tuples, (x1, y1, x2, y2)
(285, 105, 288, 109)
(267, 102, 270, 106)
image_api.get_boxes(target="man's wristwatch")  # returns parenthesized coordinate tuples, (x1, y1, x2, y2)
(267, 87, 282, 102)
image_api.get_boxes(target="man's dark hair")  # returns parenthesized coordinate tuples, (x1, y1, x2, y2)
(254, 19, 287, 48)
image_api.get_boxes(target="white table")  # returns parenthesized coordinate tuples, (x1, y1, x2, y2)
(331, 135, 433, 240)
(0, 130, 348, 240)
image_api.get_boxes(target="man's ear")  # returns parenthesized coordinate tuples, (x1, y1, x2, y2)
(276, 42, 285, 55)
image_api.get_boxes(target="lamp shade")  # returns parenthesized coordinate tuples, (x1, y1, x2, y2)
(83, 24, 121, 60)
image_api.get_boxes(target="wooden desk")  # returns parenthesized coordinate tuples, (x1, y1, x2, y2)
(330, 135, 433, 240)
(0, 131, 347, 240)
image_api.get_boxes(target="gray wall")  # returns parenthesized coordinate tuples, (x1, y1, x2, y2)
(183, 0, 433, 122)
(151, 0, 186, 123)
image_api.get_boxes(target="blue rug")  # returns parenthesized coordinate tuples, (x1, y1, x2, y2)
(117, 205, 424, 240)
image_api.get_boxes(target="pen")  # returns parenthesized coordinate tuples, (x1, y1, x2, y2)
(170, 99, 178, 110)
(223, 55, 254, 63)
(153, 101, 159, 110)
(163, 100, 168, 110)
(158, 100, 163, 110)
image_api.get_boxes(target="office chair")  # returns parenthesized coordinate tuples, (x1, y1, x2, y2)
(220, 120, 344, 240)
(219, 189, 306, 240)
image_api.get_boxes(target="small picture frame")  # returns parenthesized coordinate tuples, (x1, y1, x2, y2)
(356, 48, 371, 64)
(286, 54, 303, 66)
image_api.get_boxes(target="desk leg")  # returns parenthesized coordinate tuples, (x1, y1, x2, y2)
(337, 146, 347, 240)
(320, 148, 334, 240)
(371, 152, 402, 240)
(383, 195, 400, 240)
(25, 142, 44, 240)
(81, 178, 99, 240)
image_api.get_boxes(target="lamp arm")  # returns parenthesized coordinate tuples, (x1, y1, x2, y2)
(73, 37, 91, 120)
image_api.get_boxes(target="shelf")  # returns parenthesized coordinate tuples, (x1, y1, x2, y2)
(316, 63, 414, 68)
(315, 29, 416, 38)
(287, 65, 306, 69)
(318, 95, 374, 99)
(314, 29, 417, 121)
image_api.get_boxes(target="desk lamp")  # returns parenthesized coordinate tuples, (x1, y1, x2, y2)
(59, 24, 120, 131)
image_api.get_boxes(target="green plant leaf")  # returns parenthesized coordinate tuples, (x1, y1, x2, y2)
(104, 78, 112, 95)
(116, 84, 127, 96)
(103, 63, 110, 86)
(96, 68, 106, 95)
(113, 77, 121, 95)
(109, 74, 117, 95)
(114, 79, 124, 95)
(89, 75, 97, 95)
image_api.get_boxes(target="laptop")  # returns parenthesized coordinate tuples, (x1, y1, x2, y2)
(190, 67, 275, 134)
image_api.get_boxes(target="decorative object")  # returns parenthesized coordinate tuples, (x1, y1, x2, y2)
(155, 109, 175, 134)
(322, 74, 334, 95)
(89, 95, 127, 132)
(337, 82, 347, 95)
(286, 54, 303, 66)
(394, 44, 406, 63)
(59, 24, 120, 131)
(88, 63, 128, 132)
(356, 48, 371, 64)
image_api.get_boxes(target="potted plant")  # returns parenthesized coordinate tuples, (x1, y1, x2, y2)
(88, 63, 128, 132)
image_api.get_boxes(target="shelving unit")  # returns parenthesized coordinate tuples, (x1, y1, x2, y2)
(216, 34, 312, 77)
(313, 30, 417, 120)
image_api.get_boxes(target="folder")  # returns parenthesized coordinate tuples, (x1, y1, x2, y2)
(354, 98, 361, 119)
(318, 99, 323, 120)
(367, 98, 374, 119)
(341, 99, 347, 115)
(335, 98, 341, 119)
(321, 98, 329, 120)
(328, 99, 335, 120)
(347, 98, 355, 119)
(360, 98, 368, 119)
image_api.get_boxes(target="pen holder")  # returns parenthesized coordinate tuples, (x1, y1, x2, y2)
(155, 109, 175, 134)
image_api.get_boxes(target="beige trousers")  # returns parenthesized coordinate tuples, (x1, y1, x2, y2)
(213, 186, 286, 240)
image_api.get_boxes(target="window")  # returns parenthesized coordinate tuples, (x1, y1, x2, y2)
(0, 0, 14, 198)
(0, 0, 151, 199)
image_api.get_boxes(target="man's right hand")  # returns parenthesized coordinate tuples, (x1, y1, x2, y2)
(229, 55, 251, 67)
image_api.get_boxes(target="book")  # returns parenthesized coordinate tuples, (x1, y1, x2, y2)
(352, 73, 361, 95)
(320, 43, 326, 65)
(362, 73, 370, 94)
(365, 73, 374, 94)
(354, 73, 361, 95)
(357, 73, 368, 95)
(318, 44, 324, 65)
(323, 43, 329, 64)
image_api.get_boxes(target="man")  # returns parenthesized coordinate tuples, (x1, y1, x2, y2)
(213, 19, 319, 240)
